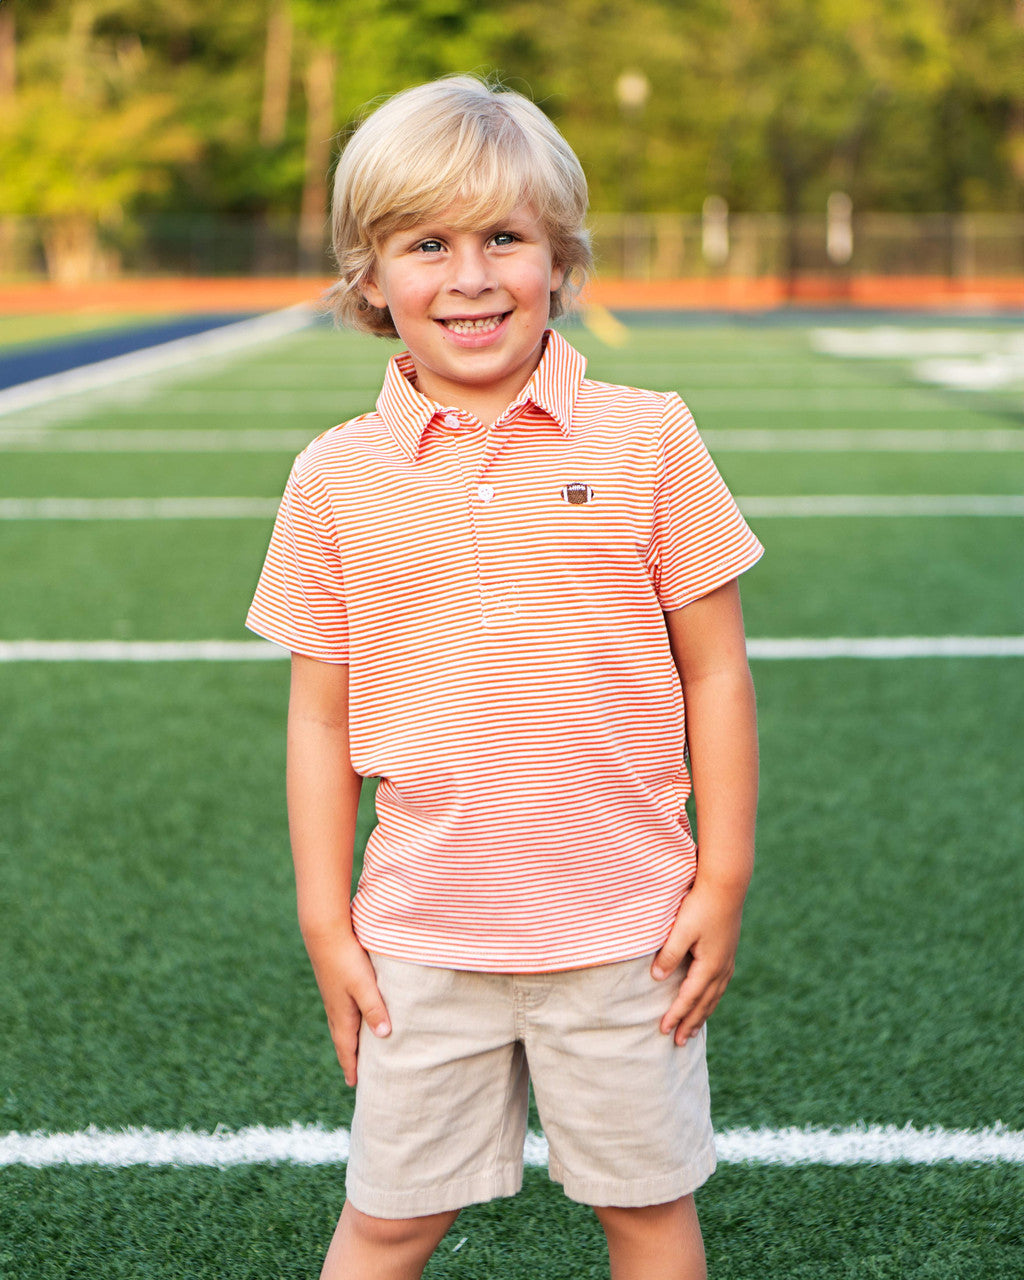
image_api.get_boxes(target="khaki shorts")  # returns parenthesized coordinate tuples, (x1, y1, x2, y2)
(345, 951, 717, 1218)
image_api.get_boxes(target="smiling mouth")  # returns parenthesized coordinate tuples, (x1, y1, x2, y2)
(439, 314, 508, 335)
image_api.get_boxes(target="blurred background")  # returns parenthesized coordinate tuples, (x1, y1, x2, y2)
(1, 0, 1023, 305)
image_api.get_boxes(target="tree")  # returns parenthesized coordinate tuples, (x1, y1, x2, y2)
(286, 0, 514, 271)
(4, 0, 1024, 285)
(0, 1, 196, 282)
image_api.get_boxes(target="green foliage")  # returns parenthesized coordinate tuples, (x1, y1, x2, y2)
(0, 88, 194, 220)
(2, 0, 1023, 275)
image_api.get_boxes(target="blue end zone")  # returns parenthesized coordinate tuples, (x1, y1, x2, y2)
(0, 313, 259, 391)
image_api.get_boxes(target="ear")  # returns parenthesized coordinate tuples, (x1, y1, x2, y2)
(550, 262, 566, 293)
(360, 270, 388, 310)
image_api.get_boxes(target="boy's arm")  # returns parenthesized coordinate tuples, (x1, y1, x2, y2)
(652, 578, 758, 1045)
(287, 653, 390, 1086)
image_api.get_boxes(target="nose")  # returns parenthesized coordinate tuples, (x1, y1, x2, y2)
(448, 243, 496, 297)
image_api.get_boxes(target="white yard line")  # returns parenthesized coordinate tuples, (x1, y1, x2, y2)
(914, 355, 1024, 392)
(0, 306, 315, 419)
(2, 638, 1023, 663)
(0, 641, 288, 662)
(739, 494, 1024, 517)
(0, 498, 280, 520)
(1, 427, 1022, 453)
(748, 636, 1024, 658)
(686, 389, 950, 410)
(811, 327, 1024, 358)
(1, 494, 1021, 521)
(0, 428, 316, 452)
(1, 1122, 1021, 1169)
(704, 428, 1024, 453)
(149, 391, 378, 412)
(810, 327, 1024, 391)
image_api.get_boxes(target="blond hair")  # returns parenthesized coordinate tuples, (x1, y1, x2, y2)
(327, 76, 591, 336)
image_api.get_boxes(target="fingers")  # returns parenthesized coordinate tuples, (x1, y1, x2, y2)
(651, 938, 688, 982)
(357, 981, 391, 1040)
(324, 949, 391, 1088)
(658, 958, 734, 1045)
(332, 1000, 363, 1087)
(650, 896, 701, 981)
(651, 887, 743, 1043)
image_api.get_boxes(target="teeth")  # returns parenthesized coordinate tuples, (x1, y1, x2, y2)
(443, 315, 504, 335)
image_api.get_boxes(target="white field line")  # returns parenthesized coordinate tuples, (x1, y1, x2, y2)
(1, 427, 1023, 454)
(685, 389, 951, 410)
(2, 494, 1023, 521)
(0, 498, 280, 520)
(811, 327, 1024, 391)
(704, 428, 1024, 453)
(2, 638, 1023, 663)
(10, 387, 958, 413)
(0, 428, 316, 452)
(0, 306, 316, 419)
(0, 641, 289, 662)
(811, 327, 1024, 359)
(146, 390, 378, 412)
(914, 355, 1024, 392)
(749, 636, 1024, 659)
(2, 1122, 1022, 1169)
(739, 494, 1024, 517)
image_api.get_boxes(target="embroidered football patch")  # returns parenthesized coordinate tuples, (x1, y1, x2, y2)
(560, 482, 595, 505)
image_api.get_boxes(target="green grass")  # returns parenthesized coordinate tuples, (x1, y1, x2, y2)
(1, 315, 1022, 1277)
(2, 662, 1021, 1137)
(0, 520, 273, 640)
(0, 452, 294, 499)
(715, 450, 1024, 496)
(742, 519, 1024, 637)
(2, 516, 1020, 640)
(1, 1166, 1021, 1279)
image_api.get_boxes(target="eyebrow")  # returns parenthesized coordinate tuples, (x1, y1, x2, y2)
(401, 206, 534, 237)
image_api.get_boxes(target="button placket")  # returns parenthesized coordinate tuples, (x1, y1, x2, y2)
(443, 426, 518, 626)
(442, 428, 491, 624)
(472, 423, 525, 625)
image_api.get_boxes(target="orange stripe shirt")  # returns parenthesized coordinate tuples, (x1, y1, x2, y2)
(247, 330, 763, 972)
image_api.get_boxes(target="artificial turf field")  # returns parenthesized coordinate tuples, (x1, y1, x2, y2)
(1, 312, 1022, 1278)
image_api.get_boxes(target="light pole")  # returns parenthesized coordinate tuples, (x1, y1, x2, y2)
(615, 70, 650, 276)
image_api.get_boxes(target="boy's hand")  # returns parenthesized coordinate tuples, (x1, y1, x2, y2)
(307, 931, 391, 1087)
(650, 884, 743, 1045)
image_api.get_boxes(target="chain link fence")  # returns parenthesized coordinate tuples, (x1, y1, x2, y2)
(2, 212, 1023, 285)
(588, 212, 1024, 280)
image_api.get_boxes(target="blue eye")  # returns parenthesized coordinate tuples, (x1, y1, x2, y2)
(417, 239, 444, 253)
(492, 232, 517, 246)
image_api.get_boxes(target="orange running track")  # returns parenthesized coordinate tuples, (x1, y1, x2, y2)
(1, 274, 1023, 314)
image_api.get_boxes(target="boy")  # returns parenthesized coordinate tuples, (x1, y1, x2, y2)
(247, 75, 763, 1280)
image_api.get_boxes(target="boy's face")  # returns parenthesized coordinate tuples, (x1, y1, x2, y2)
(361, 203, 565, 423)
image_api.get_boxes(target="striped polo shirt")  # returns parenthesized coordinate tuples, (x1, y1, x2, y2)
(247, 329, 763, 972)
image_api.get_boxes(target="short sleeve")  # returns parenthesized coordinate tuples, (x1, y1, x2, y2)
(245, 464, 350, 662)
(649, 393, 764, 611)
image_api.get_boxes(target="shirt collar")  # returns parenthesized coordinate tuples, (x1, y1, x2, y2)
(376, 329, 587, 460)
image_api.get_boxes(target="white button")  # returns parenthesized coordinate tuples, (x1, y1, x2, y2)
(476, 484, 495, 503)
(443, 413, 460, 429)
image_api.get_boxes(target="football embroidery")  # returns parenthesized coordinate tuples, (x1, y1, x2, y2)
(560, 481, 595, 505)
